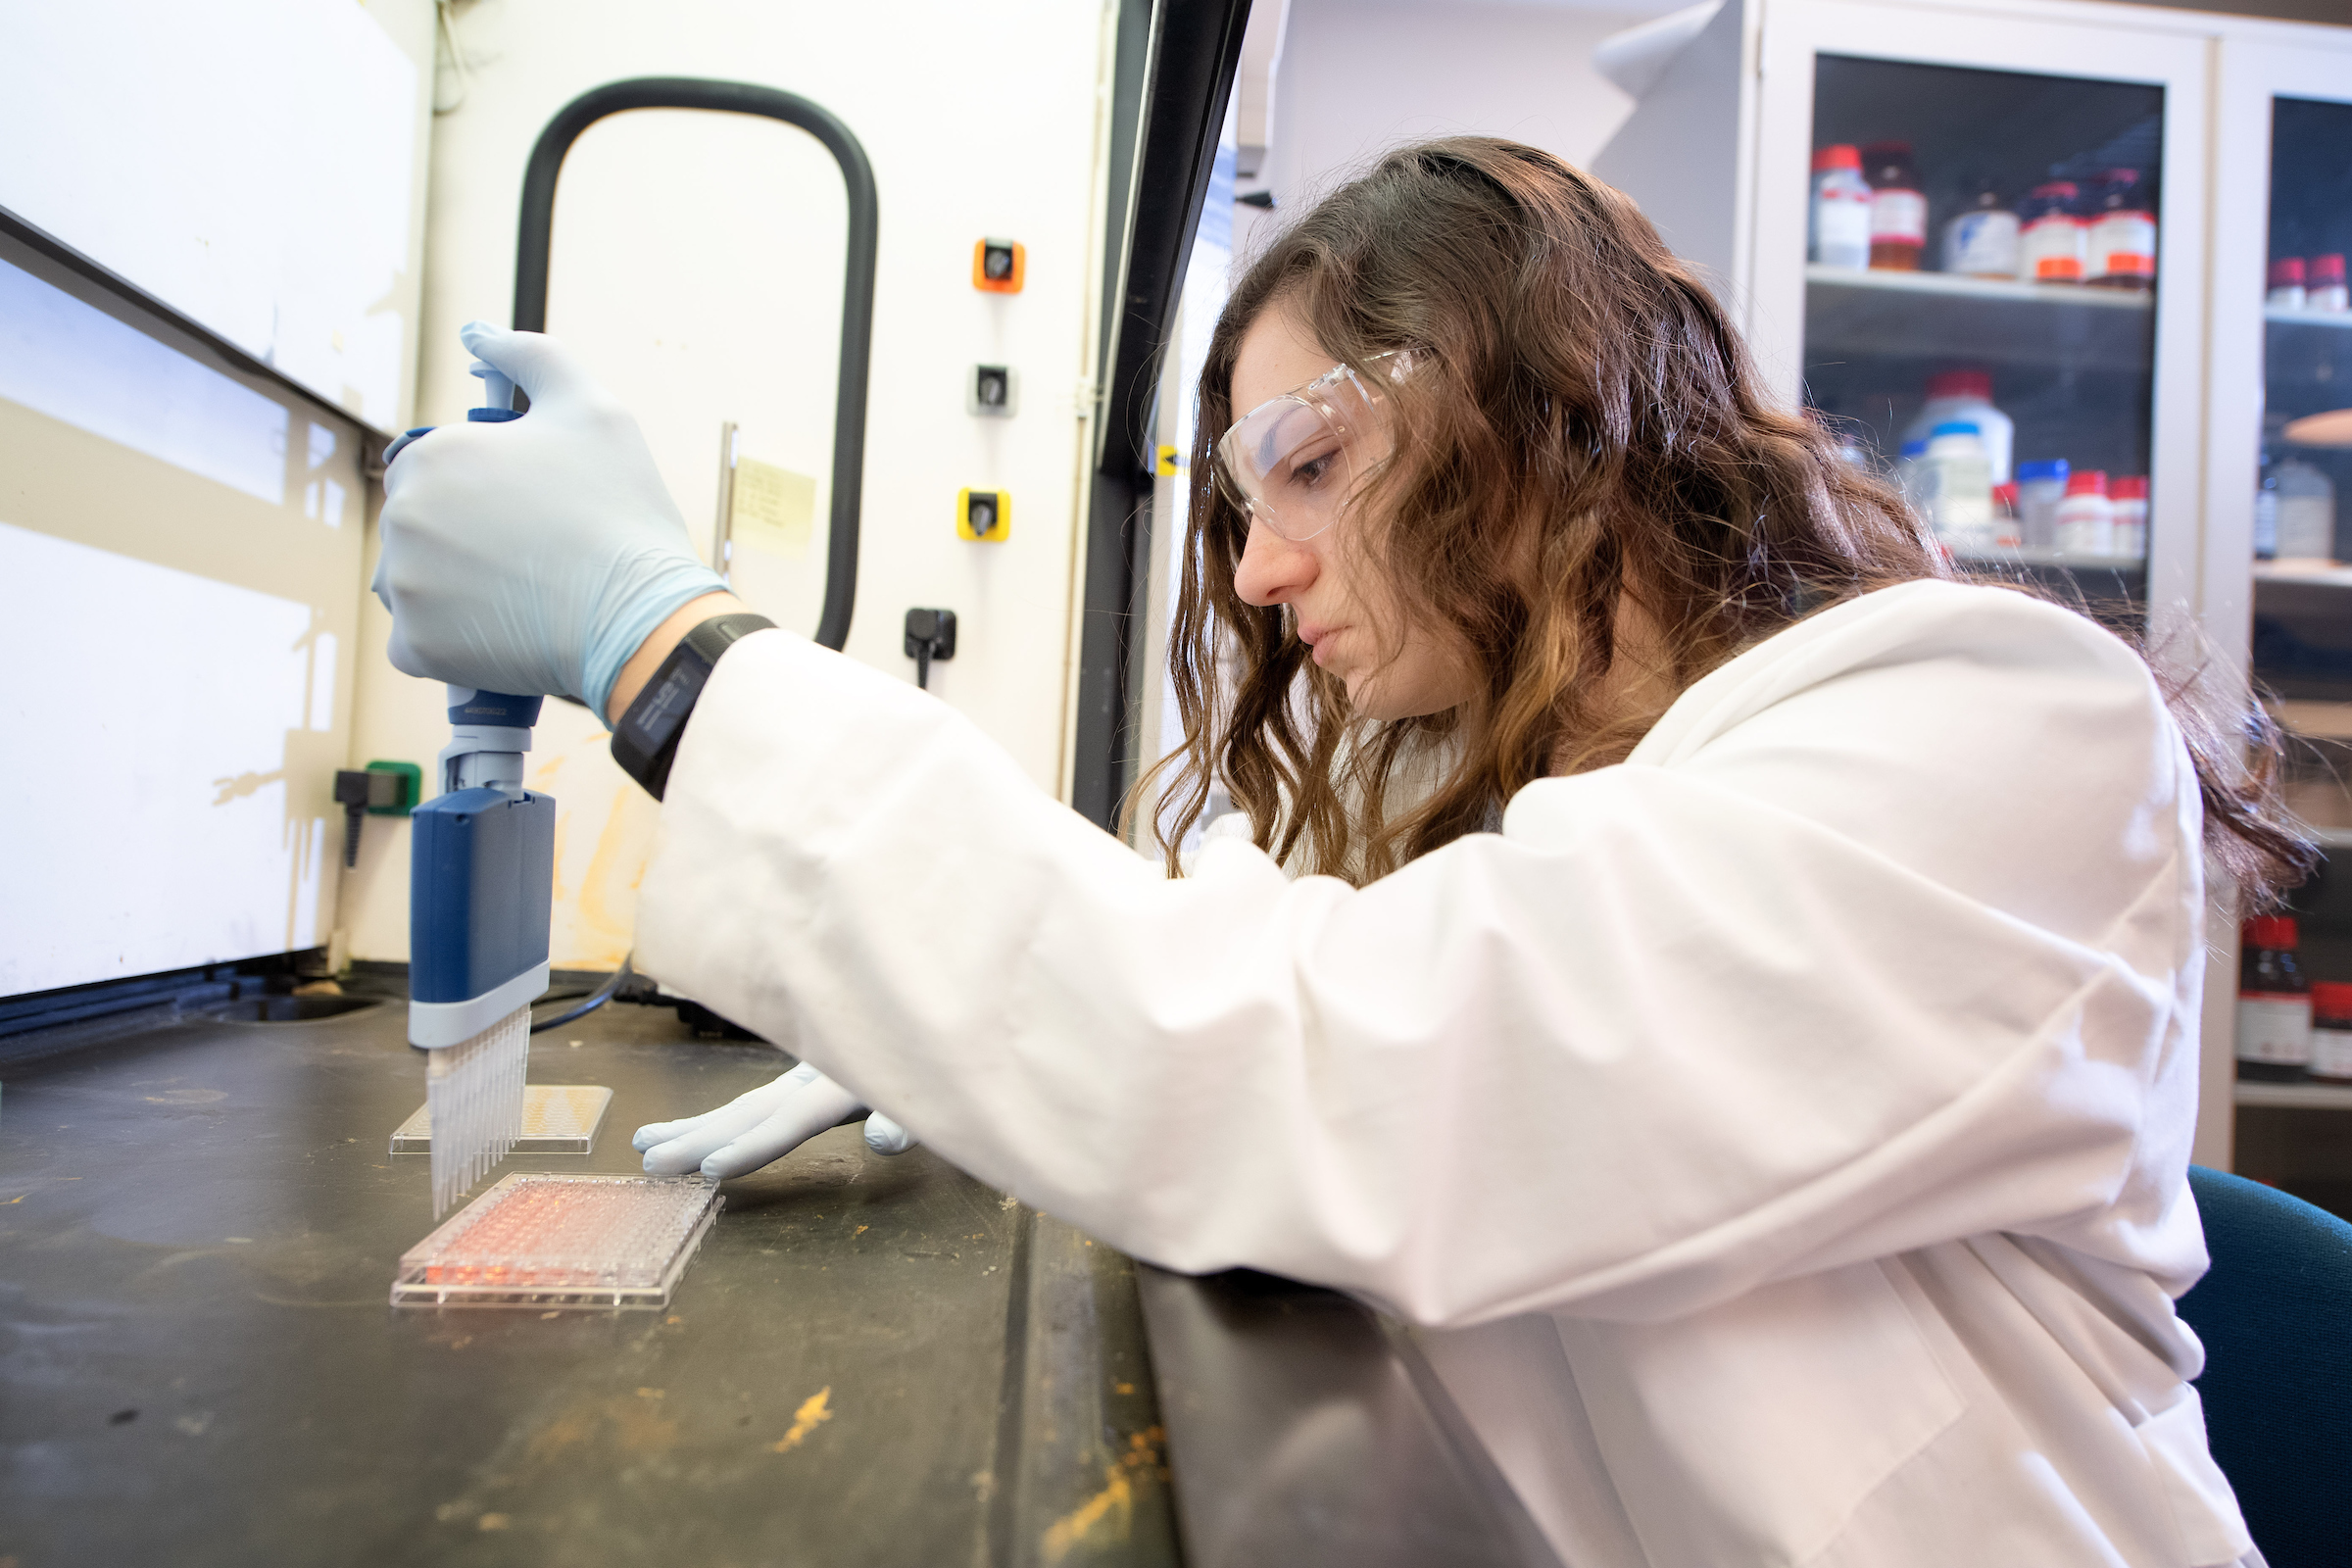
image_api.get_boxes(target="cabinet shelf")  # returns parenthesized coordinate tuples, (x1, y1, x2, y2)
(2267, 305, 2352, 332)
(1953, 545, 2146, 569)
(1807, 265, 2154, 311)
(1804, 266, 2155, 371)
(2254, 561, 2352, 588)
(2235, 1080, 2352, 1110)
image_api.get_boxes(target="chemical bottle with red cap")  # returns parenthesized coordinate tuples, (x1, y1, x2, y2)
(1990, 482, 2023, 550)
(2018, 183, 2086, 284)
(2237, 914, 2313, 1082)
(2084, 170, 2156, 290)
(2108, 475, 2148, 560)
(1809, 145, 1872, 270)
(2310, 983, 2352, 1084)
(2312, 254, 2349, 314)
(2053, 470, 2115, 558)
(2269, 258, 2308, 309)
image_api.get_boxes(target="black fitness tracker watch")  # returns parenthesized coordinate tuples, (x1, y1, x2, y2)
(610, 612, 776, 800)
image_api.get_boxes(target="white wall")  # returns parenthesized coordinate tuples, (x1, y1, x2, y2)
(342, 0, 1115, 970)
(1250, 0, 1668, 258)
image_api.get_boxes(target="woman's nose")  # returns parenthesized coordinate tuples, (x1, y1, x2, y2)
(1232, 517, 1318, 608)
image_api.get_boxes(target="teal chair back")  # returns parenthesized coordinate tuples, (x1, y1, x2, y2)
(2178, 1165, 2352, 1568)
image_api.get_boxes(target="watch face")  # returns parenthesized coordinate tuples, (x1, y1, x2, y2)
(632, 662, 703, 740)
(615, 614, 777, 801)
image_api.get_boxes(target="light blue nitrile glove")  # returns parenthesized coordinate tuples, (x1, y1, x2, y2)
(372, 322, 726, 718)
(634, 1062, 918, 1181)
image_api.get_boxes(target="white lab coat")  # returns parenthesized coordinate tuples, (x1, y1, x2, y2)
(635, 578, 2257, 1567)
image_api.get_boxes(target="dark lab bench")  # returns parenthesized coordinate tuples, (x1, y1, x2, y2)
(0, 988, 1555, 1567)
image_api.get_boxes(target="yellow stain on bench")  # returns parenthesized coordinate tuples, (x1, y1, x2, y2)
(772, 1387, 833, 1452)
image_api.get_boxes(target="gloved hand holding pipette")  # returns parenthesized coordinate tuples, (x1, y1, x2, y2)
(373, 321, 727, 717)
(634, 1062, 916, 1180)
(381, 323, 917, 1183)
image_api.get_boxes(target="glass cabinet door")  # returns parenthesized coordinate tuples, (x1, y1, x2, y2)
(2213, 30, 2352, 1200)
(1749, 1, 2212, 632)
(1800, 57, 2161, 606)
(2247, 95, 2352, 798)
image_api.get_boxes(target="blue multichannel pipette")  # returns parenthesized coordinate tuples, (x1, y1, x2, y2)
(389, 361, 556, 1215)
(408, 687, 554, 1215)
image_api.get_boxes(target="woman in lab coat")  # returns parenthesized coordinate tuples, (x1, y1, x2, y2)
(377, 138, 2307, 1567)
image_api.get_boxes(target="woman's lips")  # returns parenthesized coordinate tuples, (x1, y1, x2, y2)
(1298, 622, 1339, 666)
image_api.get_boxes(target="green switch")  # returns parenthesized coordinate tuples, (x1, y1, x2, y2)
(364, 760, 421, 816)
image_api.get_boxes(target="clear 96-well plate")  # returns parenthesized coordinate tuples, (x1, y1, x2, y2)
(391, 1173, 722, 1310)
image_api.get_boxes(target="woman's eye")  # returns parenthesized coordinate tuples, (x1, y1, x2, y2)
(1287, 446, 1341, 490)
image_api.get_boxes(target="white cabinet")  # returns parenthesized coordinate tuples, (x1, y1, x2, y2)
(1596, 0, 2213, 626)
(1594, 0, 2352, 1172)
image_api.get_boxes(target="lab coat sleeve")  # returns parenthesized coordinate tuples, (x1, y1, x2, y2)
(633, 582, 2205, 1327)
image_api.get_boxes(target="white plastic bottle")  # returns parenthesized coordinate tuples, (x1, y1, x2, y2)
(1921, 422, 1994, 555)
(2273, 455, 2338, 561)
(2015, 460, 2070, 551)
(2108, 476, 2148, 561)
(2054, 470, 2115, 559)
(1809, 145, 1872, 270)
(1900, 369, 2013, 486)
(1895, 439, 1930, 518)
(1943, 185, 2020, 279)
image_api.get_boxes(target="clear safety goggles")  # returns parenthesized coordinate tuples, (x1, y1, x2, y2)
(1214, 353, 1409, 542)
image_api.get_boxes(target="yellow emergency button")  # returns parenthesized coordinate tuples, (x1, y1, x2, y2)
(958, 488, 1009, 542)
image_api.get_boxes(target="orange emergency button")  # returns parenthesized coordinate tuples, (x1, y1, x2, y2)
(973, 238, 1025, 293)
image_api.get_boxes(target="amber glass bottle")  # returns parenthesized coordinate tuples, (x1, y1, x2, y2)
(1862, 141, 1926, 271)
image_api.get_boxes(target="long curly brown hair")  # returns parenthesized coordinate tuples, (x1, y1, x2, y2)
(1138, 136, 2312, 905)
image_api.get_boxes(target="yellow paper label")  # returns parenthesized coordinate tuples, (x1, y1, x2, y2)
(731, 458, 815, 561)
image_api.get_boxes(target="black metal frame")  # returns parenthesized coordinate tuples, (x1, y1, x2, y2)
(1139, 1265, 1567, 1565)
(511, 78, 879, 652)
(1071, 0, 1256, 830)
